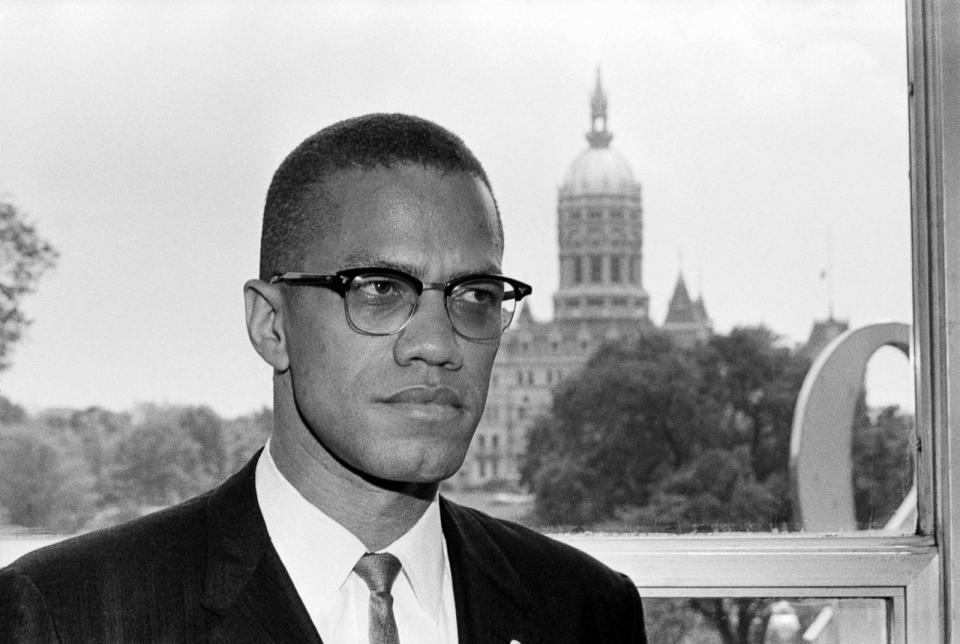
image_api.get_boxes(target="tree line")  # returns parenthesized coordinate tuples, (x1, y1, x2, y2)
(0, 399, 271, 532)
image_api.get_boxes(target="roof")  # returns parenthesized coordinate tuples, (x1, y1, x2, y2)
(560, 147, 636, 196)
(560, 70, 638, 197)
(664, 274, 711, 326)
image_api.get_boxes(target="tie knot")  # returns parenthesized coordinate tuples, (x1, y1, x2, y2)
(354, 552, 402, 594)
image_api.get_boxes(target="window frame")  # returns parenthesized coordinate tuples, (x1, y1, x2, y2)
(550, 1, 958, 640)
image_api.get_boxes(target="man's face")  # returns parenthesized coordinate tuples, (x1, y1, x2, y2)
(280, 164, 502, 484)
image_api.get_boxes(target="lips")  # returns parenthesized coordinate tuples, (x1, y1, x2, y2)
(382, 386, 464, 407)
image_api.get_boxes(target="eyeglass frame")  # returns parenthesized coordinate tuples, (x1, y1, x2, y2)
(269, 267, 533, 342)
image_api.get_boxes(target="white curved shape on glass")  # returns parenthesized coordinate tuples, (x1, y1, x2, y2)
(790, 321, 911, 532)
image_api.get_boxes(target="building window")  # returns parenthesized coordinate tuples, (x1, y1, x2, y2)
(573, 256, 583, 284)
(491, 435, 499, 450)
(610, 256, 622, 283)
(590, 255, 602, 282)
(588, 210, 602, 219)
(477, 435, 485, 449)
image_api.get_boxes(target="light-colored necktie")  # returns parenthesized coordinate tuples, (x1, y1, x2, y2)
(353, 552, 402, 644)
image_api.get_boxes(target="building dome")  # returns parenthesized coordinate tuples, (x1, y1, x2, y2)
(561, 146, 636, 196)
(559, 70, 638, 197)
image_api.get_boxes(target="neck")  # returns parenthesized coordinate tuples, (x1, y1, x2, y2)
(269, 382, 438, 552)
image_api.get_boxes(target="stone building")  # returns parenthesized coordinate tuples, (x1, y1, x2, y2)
(663, 272, 713, 349)
(456, 74, 712, 487)
(802, 316, 850, 361)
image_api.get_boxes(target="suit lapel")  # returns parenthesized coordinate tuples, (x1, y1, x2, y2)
(199, 456, 546, 643)
(440, 498, 548, 644)
(201, 453, 322, 644)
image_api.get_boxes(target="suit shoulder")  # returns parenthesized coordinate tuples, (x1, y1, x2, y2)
(441, 499, 646, 642)
(441, 498, 631, 590)
(5, 490, 211, 585)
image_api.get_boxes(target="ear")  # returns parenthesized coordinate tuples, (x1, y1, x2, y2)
(244, 279, 290, 372)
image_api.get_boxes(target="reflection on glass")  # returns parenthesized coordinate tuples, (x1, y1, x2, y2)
(644, 597, 886, 644)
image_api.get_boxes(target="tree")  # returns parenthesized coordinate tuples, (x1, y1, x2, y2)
(62, 406, 133, 508)
(0, 421, 97, 532)
(223, 406, 273, 474)
(179, 405, 228, 481)
(853, 403, 915, 528)
(0, 200, 58, 371)
(520, 326, 811, 642)
(521, 326, 807, 531)
(520, 330, 720, 526)
(109, 404, 220, 506)
(0, 394, 27, 424)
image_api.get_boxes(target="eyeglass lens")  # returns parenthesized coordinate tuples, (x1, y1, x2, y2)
(345, 273, 517, 339)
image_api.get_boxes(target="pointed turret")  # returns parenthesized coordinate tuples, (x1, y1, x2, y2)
(664, 273, 713, 348)
(664, 274, 695, 324)
(696, 296, 708, 320)
(514, 300, 535, 327)
(586, 68, 613, 149)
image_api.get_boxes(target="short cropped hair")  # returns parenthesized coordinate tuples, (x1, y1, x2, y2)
(260, 113, 502, 280)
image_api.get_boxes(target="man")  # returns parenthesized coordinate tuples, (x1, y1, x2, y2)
(0, 114, 646, 642)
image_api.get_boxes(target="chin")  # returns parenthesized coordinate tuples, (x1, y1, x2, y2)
(376, 445, 467, 485)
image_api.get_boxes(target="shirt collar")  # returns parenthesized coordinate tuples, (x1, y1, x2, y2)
(255, 442, 446, 619)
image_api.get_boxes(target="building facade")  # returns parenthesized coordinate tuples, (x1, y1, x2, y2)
(457, 74, 712, 487)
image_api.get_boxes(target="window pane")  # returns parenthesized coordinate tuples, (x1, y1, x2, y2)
(462, 0, 912, 535)
(644, 597, 887, 644)
(0, 2, 913, 540)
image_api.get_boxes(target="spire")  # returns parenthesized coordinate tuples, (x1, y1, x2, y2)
(586, 67, 613, 149)
(515, 300, 535, 326)
(665, 273, 696, 324)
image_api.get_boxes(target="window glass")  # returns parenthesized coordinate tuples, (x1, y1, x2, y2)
(643, 597, 887, 643)
(0, 0, 914, 562)
(590, 255, 603, 283)
(610, 256, 622, 283)
(467, 0, 912, 536)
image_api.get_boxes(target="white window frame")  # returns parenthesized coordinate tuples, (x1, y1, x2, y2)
(552, 1, 959, 640)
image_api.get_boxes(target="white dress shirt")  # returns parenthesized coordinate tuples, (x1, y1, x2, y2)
(255, 444, 459, 644)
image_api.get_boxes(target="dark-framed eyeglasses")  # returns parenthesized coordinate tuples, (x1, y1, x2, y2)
(270, 267, 533, 342)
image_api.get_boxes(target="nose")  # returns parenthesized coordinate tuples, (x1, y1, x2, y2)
(393, 289, 464, 370)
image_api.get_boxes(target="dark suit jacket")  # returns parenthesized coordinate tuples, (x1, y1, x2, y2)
(0, 455, 646, 643)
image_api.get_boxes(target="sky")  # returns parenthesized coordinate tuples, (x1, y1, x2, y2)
(0, 0, 914, 417)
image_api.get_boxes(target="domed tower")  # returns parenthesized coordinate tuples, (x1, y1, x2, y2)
(553, 71, 649, 337)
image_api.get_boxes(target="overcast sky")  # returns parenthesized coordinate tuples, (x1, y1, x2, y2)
(0, 0, 914, 417)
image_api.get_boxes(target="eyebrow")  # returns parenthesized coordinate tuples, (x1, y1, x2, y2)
(340, 252, 502, 280)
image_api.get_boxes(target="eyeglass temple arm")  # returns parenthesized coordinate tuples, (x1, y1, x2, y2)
(510, 282, 533, 301)
(269, 273, 350, 293)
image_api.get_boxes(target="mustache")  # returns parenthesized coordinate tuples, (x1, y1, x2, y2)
(380, 386, 464, 407)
